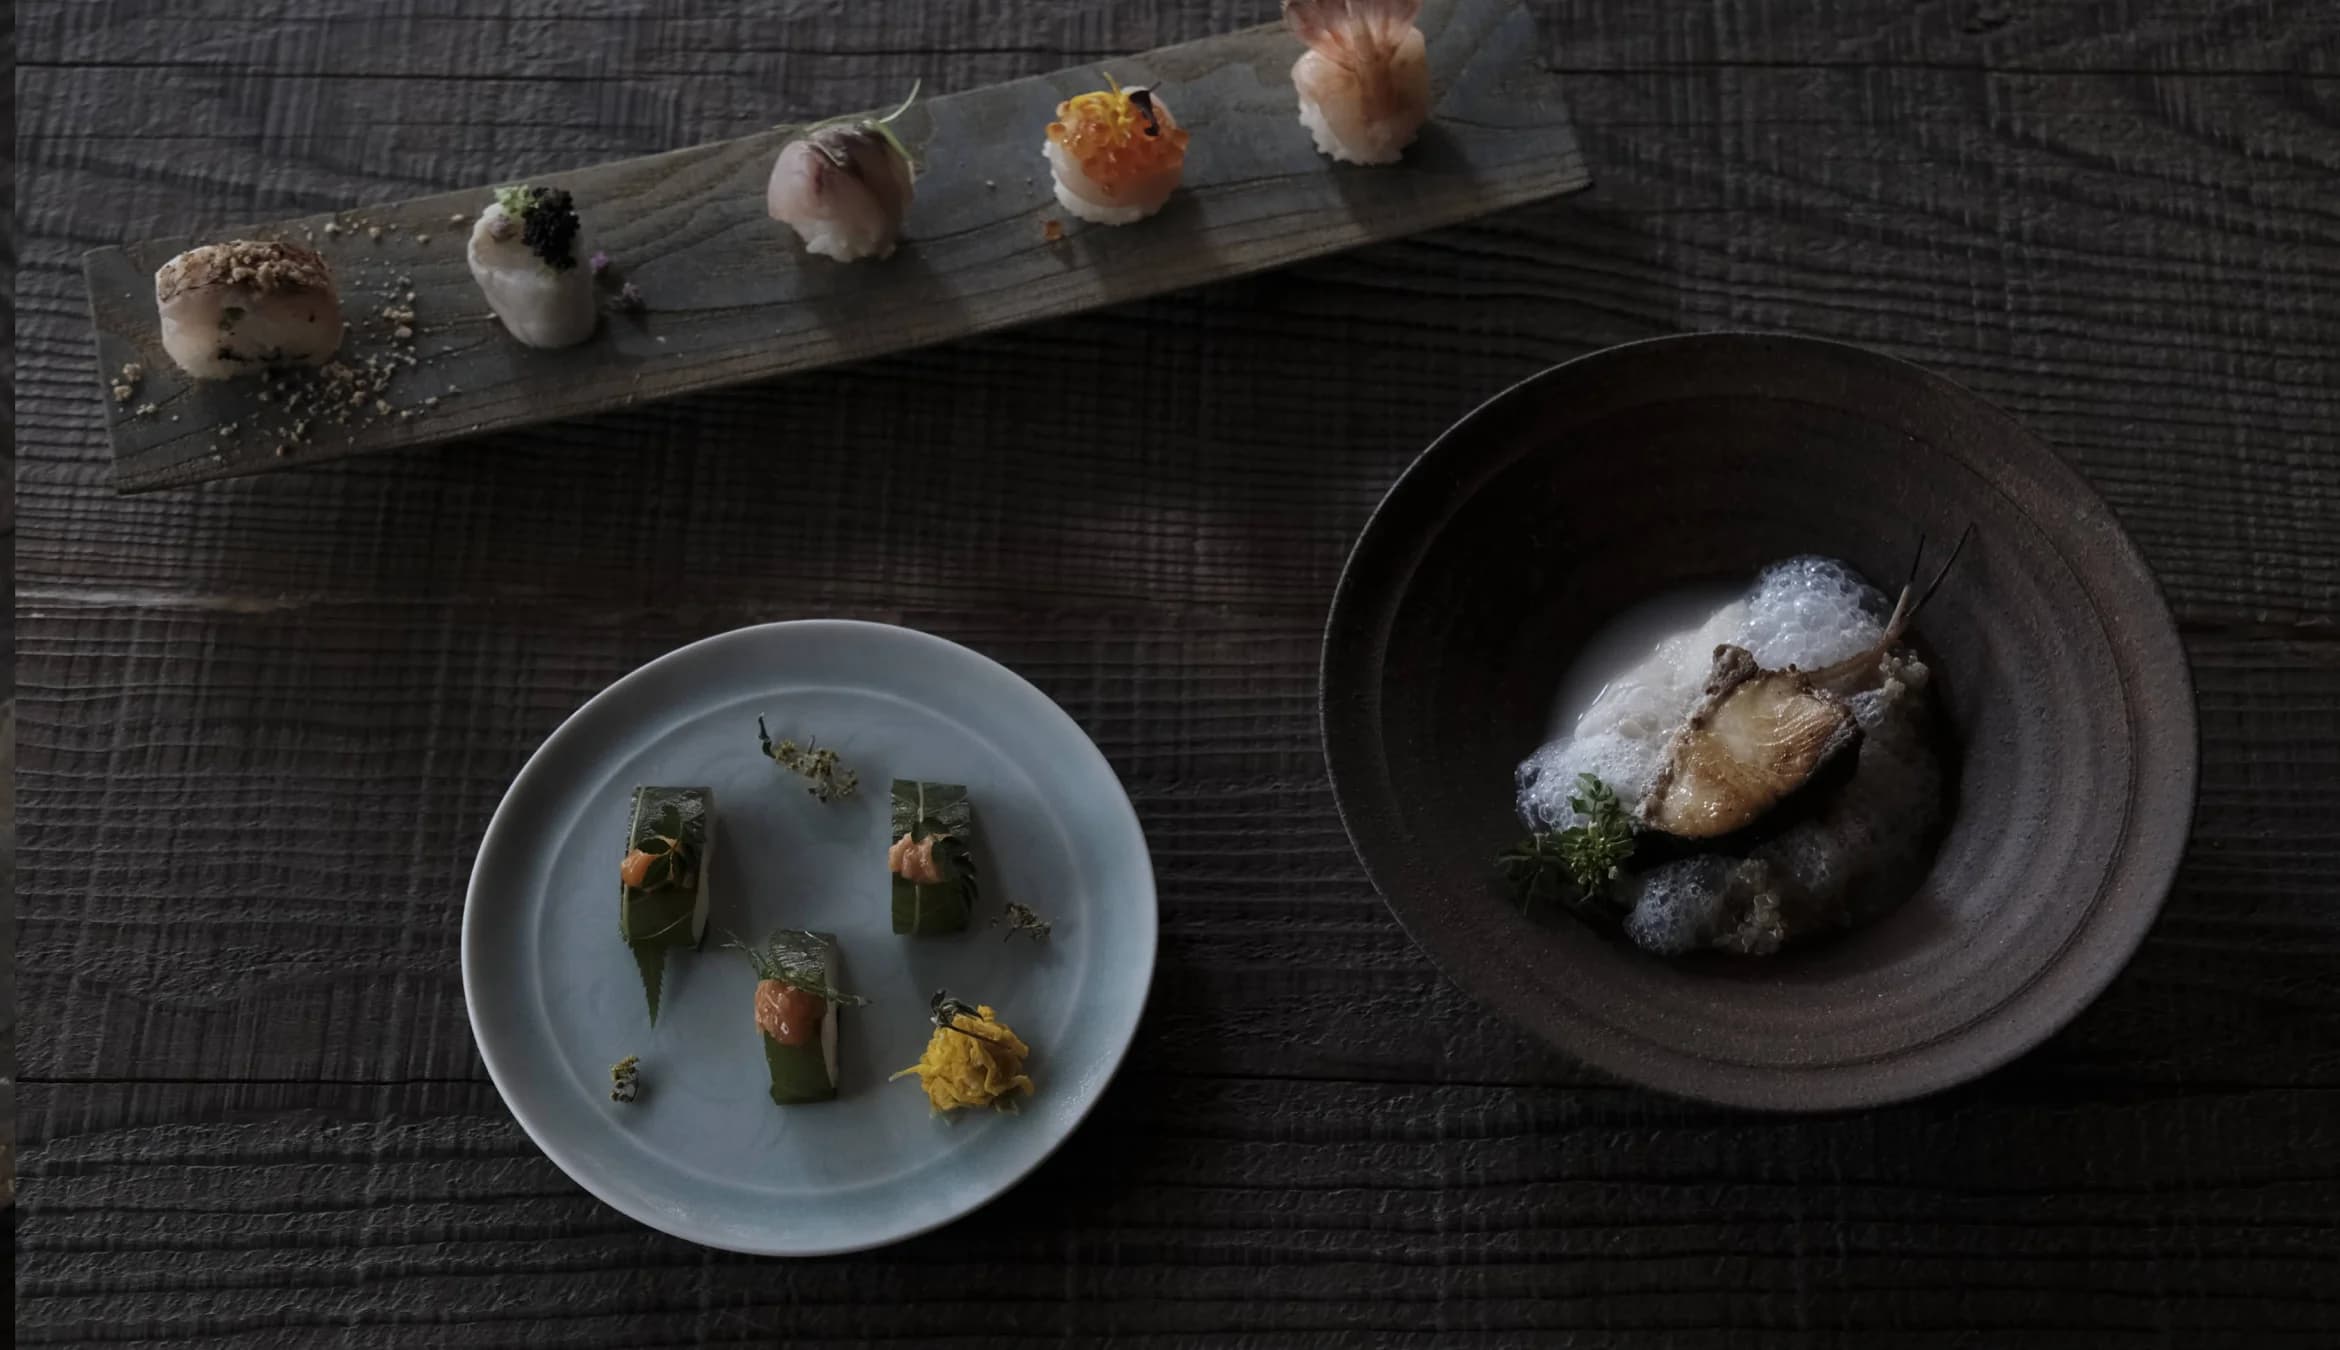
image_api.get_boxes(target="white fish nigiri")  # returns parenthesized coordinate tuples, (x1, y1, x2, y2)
(1285, 0, 1431, 166)
(1042, 79, 1190, 226)
(767, 85, 919, 263)
(467, 185, 597, 349)
(154, 240, 343, 380)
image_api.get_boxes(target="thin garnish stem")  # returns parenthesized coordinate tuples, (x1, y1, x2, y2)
(634, 908, 693, 943)
(875, 78, 922, 124)
(789, 80, 924, 138)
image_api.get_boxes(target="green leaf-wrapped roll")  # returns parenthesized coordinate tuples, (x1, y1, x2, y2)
(732, 930, 865, 1105)
(888, 780, 978, 936)
(618, 786, 714, 1022)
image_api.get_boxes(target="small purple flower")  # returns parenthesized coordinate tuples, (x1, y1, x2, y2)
(589, 250, 612, 275)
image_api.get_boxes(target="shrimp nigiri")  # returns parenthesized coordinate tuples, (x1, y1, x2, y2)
(767, 85, 920, 263)
(1285, 0, 1431, 166)
(154, 241, 343, 380)
(467, 184, 597, 349)
(1043, 77, 1189, 226)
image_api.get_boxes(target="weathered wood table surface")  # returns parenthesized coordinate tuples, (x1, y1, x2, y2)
(15, 0, 2339, 1344)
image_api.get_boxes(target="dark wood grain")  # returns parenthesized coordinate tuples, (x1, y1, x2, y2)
(2, 0, 21, 1221)
(14, 0, 2340, 1343)
(83, 0, 1586, 492)
(18, 1074, 2340, 1345)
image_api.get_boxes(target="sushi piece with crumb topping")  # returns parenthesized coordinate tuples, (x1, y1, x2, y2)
(1042, 77, 1189, 225)
(154, 240, 344, 380)
(467, 184, 597, 348)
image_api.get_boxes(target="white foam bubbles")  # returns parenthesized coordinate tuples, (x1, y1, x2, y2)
(1517, 556, 1943, 956)
(1518, 558, 1890, 831)
(1741, 555, 1890, 671)
(1617, 856, 1736, 955)
(1517, 589, 1749, 831)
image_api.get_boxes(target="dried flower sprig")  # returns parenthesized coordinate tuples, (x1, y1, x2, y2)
(757, 716, 858, 802)
(993, 901, 1052, 943)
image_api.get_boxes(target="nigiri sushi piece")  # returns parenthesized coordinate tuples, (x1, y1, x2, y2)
(467, 184, 597, 348)
(1043, 77, 1189, 225)
(154, 240, 343, 380)
(1284, 0, 1431, 166)
(767, 84, 920, 263)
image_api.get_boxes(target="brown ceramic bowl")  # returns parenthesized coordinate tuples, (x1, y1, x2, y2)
(1320, 333, 2196, 1110)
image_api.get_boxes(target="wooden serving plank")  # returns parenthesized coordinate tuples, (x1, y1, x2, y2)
(84, 0, 1584, 492)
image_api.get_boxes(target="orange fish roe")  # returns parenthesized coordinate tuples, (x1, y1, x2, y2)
(1045, 81, 1189, 196)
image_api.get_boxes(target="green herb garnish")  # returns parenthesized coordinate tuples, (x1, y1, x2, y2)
(725, 930, 868, 1009)
(993, 901, 1052, 943)
(627, 800, 701, 894)
(1498, 774, 1637, 919)
(756, 717, 857, 802)
(629, 944, 669, 1023)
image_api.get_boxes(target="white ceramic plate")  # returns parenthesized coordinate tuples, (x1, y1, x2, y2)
(463, 621, 1156, 1255)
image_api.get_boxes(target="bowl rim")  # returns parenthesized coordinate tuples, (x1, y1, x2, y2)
(1319, 331, 2199, 1111)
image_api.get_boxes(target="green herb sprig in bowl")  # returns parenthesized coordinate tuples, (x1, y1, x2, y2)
(1498, 773, 1636, 919)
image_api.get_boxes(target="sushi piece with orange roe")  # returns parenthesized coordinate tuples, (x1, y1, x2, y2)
(1041, 76, 1189, 225)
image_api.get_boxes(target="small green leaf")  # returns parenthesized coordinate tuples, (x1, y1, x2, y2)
(725, 929, 865, 1007)
(631, 942, 667, 1023)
